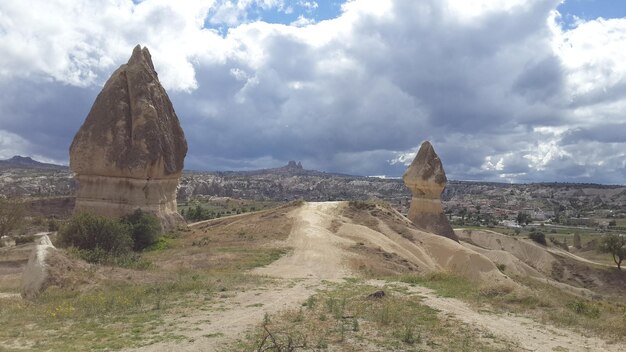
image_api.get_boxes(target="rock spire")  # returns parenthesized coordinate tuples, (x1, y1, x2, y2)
(69, 45, 187, 229)
(403, 141, 458, 242)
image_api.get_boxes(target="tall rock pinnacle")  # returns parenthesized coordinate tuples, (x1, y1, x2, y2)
(70, 45, 187, 229)
(403, 141, 458, 242)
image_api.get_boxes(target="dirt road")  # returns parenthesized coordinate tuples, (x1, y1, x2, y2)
(253, 201, 352, 279)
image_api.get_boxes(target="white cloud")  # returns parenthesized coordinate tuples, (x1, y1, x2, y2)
(291, 15, 315, 27)
(298, 1, 318, 12)
(0, 0, 625, 183)
(552, 16, 626, 125)
(0, 130, 30, 159)
(523, 140, 571, 170)
(482, 156, 505, 171)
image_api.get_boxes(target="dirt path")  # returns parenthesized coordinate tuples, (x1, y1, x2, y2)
(128, 278, 325, 352)
(128, 202, 348, 351)
(253, 201, 353, 279)
(376, 280, 624, 352)
(0, 293, 20, 299)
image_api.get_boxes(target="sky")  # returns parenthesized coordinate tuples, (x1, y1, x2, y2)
(0, 0, 625, 184)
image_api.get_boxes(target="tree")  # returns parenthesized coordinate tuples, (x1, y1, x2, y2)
(516, 212, 531, 226)
(573, 233, 582, 249)
(529, 231, 546, 246)
(121, 209, 162, 251)
(459, 208, 468, 224)
(598, 234, 626, 270)
(0, 198, 25, 238)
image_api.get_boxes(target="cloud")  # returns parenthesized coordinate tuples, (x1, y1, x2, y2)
(0, 0, 625, 184)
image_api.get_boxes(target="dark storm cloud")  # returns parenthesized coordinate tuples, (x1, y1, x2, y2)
(513, 56, 565, 103)
(561, 124, 626, 144)
(0, 0, 625, 184)
(0, 78, 98, 162)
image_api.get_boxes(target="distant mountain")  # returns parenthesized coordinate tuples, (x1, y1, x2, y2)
(0, 156, 67, 170)
(205, 161, 355, 178)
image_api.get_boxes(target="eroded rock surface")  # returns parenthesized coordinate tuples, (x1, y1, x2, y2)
(21, 235, 99, 299)
(70, 45, 187, 229)
(21, 235, 55, 299)
(403, 141, 458, 242)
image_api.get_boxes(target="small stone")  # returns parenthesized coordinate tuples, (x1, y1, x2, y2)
(367, 290, 386, 299)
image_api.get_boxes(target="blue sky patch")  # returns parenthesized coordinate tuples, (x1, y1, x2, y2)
(249, 0, 344, 25)
(558, 0, 626, 28)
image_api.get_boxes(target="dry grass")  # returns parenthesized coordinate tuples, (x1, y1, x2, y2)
(396, 272, 626, 343)
(0, 202, 301, 351)
(232, 280, 516, 351)
(148, 201, 298, 272)
(349, 244, 421, 277)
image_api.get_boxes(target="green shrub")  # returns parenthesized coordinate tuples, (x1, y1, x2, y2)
(14, 235, 36, 245)
(58, 213, 133, 255)
(567, 300, 600, 318)
(67, 247, 152, 269)
(48, 218, 60, 232)
(529, 231, 546, 245)
(121, 209, 161, 251)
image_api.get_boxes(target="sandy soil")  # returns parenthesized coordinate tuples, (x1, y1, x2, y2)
(253, 201, 353, 279)
(128, 278, 325, 352)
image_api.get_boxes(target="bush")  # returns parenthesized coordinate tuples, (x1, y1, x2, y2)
(67, 247, 152, 269)
(14, 235, 36, 245)
(529, 231, 546, 245)
(0, 198, 25, 237)
(567, 300, 600, 318)
(121, 209, 162, 251)
(48, 218, 60, 232)
(58, 213, 133, 255)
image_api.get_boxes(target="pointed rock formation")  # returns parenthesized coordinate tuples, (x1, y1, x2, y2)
(70, 45, 187, 229)
(403, 141, 458, 242)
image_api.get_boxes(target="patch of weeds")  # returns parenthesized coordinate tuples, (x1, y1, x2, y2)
(397, 324, 420, 345)
(66, 247, 152, 269)
(233, 281, 508, 351)
(398, 272, 479, 299)
(303, 295, 316, 309)
(566, 300, 600, 318)
(146, 235, 174, 251)
(192, 237, 211, 247)
(203, 332, 224, 338)
(478, 283, 515, 298)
